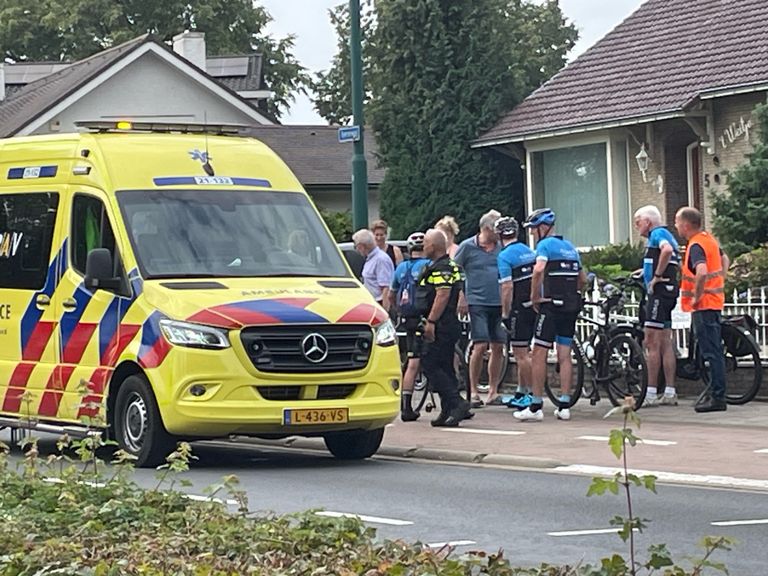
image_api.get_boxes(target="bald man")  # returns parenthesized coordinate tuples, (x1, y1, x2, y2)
(418, 229, 471, 426)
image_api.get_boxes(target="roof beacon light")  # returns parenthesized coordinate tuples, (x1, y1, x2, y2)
(116, 121, 133, 130)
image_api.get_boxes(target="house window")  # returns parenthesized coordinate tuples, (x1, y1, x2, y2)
(532, 143, 609, 247)
(611, 140, 630, 243)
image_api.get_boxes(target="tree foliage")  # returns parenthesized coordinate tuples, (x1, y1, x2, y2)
(711, 103, 768, 257)
(0, 0, 309, 119)
(313, 0, 578, 237)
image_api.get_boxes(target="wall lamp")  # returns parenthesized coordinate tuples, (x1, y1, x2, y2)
(635, 143, 651, 182)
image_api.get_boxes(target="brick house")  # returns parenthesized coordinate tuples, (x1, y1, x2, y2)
(474, 0, 768, 248)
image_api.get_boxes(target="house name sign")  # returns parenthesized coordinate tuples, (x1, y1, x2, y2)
(719, 115, 753, 149)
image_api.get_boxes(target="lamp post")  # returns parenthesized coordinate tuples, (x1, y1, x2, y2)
(349, 0, 369, 230)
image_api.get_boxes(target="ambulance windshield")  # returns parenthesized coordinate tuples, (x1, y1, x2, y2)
(117, 190, 350, 279)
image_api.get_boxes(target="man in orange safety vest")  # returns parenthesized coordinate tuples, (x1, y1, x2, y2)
(674, 207, 730, 413)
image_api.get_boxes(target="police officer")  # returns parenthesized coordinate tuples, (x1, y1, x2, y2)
(418, 229, 471, 427)
(496, 216, 536, 410)
(515, 208, 586, 422)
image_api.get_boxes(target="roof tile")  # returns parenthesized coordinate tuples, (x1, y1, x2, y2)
(478, 0, 768, 143)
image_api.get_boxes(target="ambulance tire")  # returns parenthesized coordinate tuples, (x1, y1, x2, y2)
(114, 375, 176, 468)
(323, 427, 385, 460)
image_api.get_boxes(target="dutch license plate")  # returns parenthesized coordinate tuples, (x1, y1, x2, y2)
(284, 408, 349, 425)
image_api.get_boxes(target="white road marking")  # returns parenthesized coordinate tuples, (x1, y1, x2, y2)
(549, 528, 639, 537)
(754, 449, 768, 454)
(185, 493, 240, 506)
(578, 435, 677, 446)
(441, 428, 526, 436)
(426, 540, 476, 548)
(556, 464, 768, 491)
(315, 511, 414, 526)
(711, 519, 768, 527)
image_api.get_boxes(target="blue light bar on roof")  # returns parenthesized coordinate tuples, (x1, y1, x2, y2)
(153, 176, 272, 187)
(7, 165, 58, 179)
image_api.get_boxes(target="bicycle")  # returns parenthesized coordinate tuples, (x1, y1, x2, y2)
(609, 273, 763, 405)
(397, 316, 507, 414)
(544, 281, 649, 410)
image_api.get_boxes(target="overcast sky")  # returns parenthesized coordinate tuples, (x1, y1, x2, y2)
(259, 0, 645, 124)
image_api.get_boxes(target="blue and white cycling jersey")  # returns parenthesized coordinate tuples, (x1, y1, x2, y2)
(497, 242, 536, 307)
(535, 235, 582, 309)
(643, 226, 680, 298)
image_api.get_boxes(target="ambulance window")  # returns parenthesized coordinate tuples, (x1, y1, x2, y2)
(0, 193, 60, 290)
(71, 195, 117, 276)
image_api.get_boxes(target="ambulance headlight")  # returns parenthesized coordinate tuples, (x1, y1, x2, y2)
(375, 319, 397, 347)
(159, 319, 230, 349)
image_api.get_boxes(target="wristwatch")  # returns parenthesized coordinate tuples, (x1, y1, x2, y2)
(426, 319, 437, 325)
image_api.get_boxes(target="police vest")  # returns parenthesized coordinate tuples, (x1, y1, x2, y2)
(680, 232, 725, 312)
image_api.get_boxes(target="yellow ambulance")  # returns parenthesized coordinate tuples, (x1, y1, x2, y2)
(0, 122, 400, 467)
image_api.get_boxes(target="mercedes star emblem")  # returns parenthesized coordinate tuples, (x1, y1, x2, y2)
(301, 333, 329, 363)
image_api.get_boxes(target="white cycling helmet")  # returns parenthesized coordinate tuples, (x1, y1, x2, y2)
(407, 232, 425, 250)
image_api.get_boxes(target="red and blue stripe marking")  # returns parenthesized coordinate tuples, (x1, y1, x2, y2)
(187, 298, 327, 328)
(138, 311, 172, 369)
(19, 240, 67, 360)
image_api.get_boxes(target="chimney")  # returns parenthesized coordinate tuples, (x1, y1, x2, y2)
(0, 63, 5, 102)
(173, 31, 206, 72)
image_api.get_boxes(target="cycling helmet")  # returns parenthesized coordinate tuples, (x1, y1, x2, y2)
(494, 216, 519, 238)
(523, 208, 556, 228)
(407, 231, 425, 251)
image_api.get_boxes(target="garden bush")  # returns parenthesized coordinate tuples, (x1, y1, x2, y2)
(724, 244, 768, 295)
(580, 242, 645, 281)
(0, 431, 731, 576)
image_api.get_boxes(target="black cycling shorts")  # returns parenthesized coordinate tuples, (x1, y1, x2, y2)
(644, 295, 676, 330)
(509, 306, 536, 348)
(533, 303, 579, 348)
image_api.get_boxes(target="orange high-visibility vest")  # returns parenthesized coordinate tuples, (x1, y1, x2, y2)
(680, 231, 725, 312)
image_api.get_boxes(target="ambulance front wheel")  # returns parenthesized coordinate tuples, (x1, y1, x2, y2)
(323, 427, 384, 460)
(114, 374, 176, 468)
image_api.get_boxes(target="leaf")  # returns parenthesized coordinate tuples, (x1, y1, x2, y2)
(608, 429, 624, 459)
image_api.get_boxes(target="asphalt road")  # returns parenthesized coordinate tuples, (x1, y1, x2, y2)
(4, 433, 766, 575)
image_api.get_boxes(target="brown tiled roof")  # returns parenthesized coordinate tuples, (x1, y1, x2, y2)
(476, 0, 768, 145)
(247, 125, 384, 187)
(0, 36, 151, 137)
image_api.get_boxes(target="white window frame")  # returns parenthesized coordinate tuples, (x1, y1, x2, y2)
(525, 132, 628, 248)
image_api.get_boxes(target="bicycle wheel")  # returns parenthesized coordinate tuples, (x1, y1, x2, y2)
(605, 333, 648, 409)
(410, 367, 430, 412)
(544, 340, 585, 408)
(464, 340, 510, 394)
(454, 343, 470, 400)
(721, 324, 763, 405)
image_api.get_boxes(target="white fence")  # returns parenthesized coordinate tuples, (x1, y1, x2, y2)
(579, 287, 768, 359)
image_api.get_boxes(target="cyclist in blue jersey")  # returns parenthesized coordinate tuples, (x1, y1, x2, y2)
(634, 205, 680, 406)
(495, 216, 536, 410)
(390, 232, 431, 421)
(515, 208, 586, 422)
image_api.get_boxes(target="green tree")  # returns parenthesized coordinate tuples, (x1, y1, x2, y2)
(711, 103, 768, 257)
(312, 2, 375, 126)
(0, 0, 309, 119)
(313, 0, 577, 236)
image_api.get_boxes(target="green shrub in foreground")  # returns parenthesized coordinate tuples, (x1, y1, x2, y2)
(0, 430, 731, 576)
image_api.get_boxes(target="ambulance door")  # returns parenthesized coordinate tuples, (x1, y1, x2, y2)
(53, 190, 129, 423)
(0, 191, 63, 418)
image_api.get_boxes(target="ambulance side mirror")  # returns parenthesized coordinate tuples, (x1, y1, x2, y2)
(85, 248, 121, 291)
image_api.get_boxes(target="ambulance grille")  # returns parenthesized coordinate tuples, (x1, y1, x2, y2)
(241, 325, 374, 373)
(256, 384, 357, 401)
